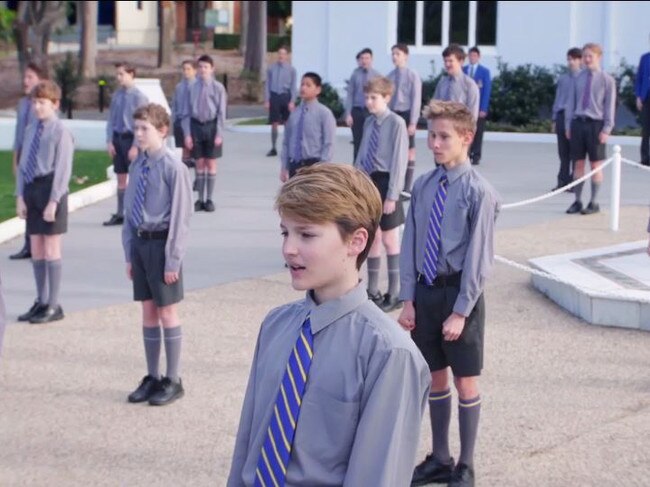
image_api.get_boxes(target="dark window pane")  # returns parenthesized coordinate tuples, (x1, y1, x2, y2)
(449, 0, 469, 45)
(423, 1, 443, 45)
(397, 1, 416, 45)
(476, 1, 497, 45)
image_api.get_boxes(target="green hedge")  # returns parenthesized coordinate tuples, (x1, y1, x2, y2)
(213, 34, 291, 52)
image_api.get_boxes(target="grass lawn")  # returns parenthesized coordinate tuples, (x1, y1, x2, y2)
(236, 117, 268, 126)
(0, 151, 112, 223)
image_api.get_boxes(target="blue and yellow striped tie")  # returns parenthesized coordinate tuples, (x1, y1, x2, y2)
(423, 174, 448, 285)
(22, 121, 44, 185)
(361, 121, 380, 175)
(254, 316, 314, 487)
(130, 160, 150, 229)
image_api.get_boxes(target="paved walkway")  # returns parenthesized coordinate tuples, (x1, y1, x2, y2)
(1, 132, 649, 485)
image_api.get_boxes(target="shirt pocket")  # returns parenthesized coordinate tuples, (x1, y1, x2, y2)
(449, 197, 471, 236)
(297, 385, 360, 468)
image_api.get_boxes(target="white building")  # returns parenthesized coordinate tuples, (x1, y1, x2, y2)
(292, 1, 650, 93)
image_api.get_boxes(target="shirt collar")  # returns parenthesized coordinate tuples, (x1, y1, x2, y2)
(448, 71, 463, 81)
(143, 145, 167, 164)
(374, 108, 391, 124)
(304, 282, 368, 334)
(443, 160, 471, 183)
(302, 99, 318, 109)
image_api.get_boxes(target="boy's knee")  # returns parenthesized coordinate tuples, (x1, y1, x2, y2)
(430, 368, 449, 391)
(453, 375, 479, 399)
(158, 304, 178, 324)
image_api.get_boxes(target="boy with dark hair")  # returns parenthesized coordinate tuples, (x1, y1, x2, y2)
(565, 43, 616, 215)
(355, 76, 408, 312)
(462, 47, 491, 165)
(280, 72, 336, 181)
(123, 103, 193, 406)
(10, 62, 44, 260)
(399, 101, 500, 487)
(104, 62, 149, 226)
(551, 47, 583, 190)
(345, 47, 381, 161)
(387, 43, 422, 197)
(434, 45, 479, 122)
(182, 54, 227, 213)
(16, 80, 74, 324)
(227, 163, 430, 486)
(265, 45, 297, 157)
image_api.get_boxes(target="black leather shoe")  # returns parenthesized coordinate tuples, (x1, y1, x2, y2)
(411, 454, 455, 486)
(18, 301, 47, 322)
(103, 214, 124, 226)
(194, 200, 204, 212)
(204, 200, 216, 212)
(379, 294, 403, 312)
(266, 148, 278, 157)
(641, 160, 650, 167)
(581, 202, 600, 215)
(148, 377, 184, 406)
(9, 247, 31, 260)
(29, 304, 64, 324)
(367, 290, 383, 305)
(565, 201, 583, 214)
(127, 375, 161, 403)
(448, 463, 475, 487)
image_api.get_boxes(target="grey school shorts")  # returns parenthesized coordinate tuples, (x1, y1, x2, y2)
(269, 92, 291, 124)
(112, 131, 135, 174)
(395, 110, 416, 149)
(131, 234, 184, 307)
(173, 119, 185, 148)
(24, 174, 68, 236)
(190, 118, 223, 159)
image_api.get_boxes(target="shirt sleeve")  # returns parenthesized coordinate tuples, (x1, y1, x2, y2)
(433, 78, 442, 100)
(602, 74, 617, 135)
(106, 94, 116, 143)
(164, 162, 193, 273)
(343, 348, 430, 487)
(344, 71, 355, 117)
(122, 163, 138, 264)
(552, 77, 563, 120)
(264, 67, 272, 102)
(453, 185, 500, 316)
(216, 83, 227, 137)
(49, 126, 74, 203)
(290, 67, 298, 101)
(226, 332, 262, 487)
(410, 71, 422, 126)
(386, 119, 408, 201)
(564, 76, 577, 131)
(182, 85, 193, 138)
(320, 107, 337, 162)
(467, 80, 480, 122)
(399, 181, 420, 302)
(13, 100, 26, 153)
(480, 68, 492, 113)
(281, 114, 292, 170)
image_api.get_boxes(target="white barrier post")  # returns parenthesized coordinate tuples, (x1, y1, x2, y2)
(610, 145, 621, 232)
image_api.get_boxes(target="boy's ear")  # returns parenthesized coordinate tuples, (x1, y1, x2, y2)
(347, 228, 369, 259)
(463, 130, 475, 147)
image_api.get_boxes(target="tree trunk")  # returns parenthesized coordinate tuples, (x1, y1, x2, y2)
(79, 1, 98, 79)
(13, 1, 65, 74)
(243, 0, 266, 79)
(238, 0, 248, 55)
(158, 0, 175, 68)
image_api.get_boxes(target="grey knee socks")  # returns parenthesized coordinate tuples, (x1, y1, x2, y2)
(366, 257, 380, 295)
(387, 253, 400, 297)
(46, 259, 62, 307)
(429, 389, 452, 462)
(163, 326, 182, 381)
(458, 395, 482, 467)
(143, 326, 161, 378)
(32, 259, 48, 304)
(206, 174, 217, 201)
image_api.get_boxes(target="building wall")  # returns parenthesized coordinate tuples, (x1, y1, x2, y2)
(116, 2, 158, 47)
(292, 0, 650, 97)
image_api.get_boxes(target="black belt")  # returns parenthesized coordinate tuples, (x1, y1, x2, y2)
(113, 131, 133, 139)
(191, 118, 217, 125)
(136, 229, 169, 240)
(417, 272, 462, 288)
(574, 116, 600, 123)
(289, 158, 320, 166)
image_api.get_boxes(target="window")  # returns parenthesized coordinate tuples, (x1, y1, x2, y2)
(396, 1, 498, 48)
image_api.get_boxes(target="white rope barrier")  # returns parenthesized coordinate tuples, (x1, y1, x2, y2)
(621, 156, 650, 173)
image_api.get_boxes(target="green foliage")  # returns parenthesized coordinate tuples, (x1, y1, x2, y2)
(612, 58, 638, 121)
(53, 52, 82, 117)
(213, 34, 291, 52)
(0, 8, 16, 44)
(318, 83, 344, 120)
(489, 60, 556, 126)
(268, 1, 292, 18)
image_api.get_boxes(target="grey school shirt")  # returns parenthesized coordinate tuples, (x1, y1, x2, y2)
(106, 85, 148, 142)
(14, 95, 34, 153)
(387, 66, 422, 126)
(122, 145, 193, 273)
(344, 66, 381, 115)
(354, 109, 408, 201)
(171, 78, 195, 123)
(181, 76, 228, 138)
(16, 115, 74, 203)
(564, 67, 617, 134)
(433, 72, 480, 121)
(552, 71, 579, 120)
(400, 162, 501, 316)
(280, 99, 337, 169)
(265, 61, 298, 101)
(227, 283, 430, 487)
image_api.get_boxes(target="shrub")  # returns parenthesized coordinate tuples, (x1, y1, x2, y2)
(318, 83, 344, 120)
(213, 34, 291, 52)
(612, 58, 638, 121)
(0, 8, 16, 44)
(53, 52, 82, 118)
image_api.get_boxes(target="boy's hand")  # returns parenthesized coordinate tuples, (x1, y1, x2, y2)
(127, 146, 138, 162)
(43, 201, 57, 222)
(164, 271, 179, 285)
(264, 101, 270, 110)
(280, 168, 289, 182)
(479, 111, 487, 118)
(442, 312, 466, 341)
(214, 135, 223, 146)
(126, 263, 133, 281)
(107, 142, 116, 158)
(345, 115, 353, 127)
(398, 301, 416, 331)
(598, 132, 609, 144)
(637, 97, 643, 112)
(16, 197, 27, 219)
(185, 135, 193, 150)
(383, 199, 396, 215)
(565, 130, 571, 140)
(288, 101, 295, 112)
(407, 123, 416, 136)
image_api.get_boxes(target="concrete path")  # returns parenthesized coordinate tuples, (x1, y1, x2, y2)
(1, 129, 650, 485)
